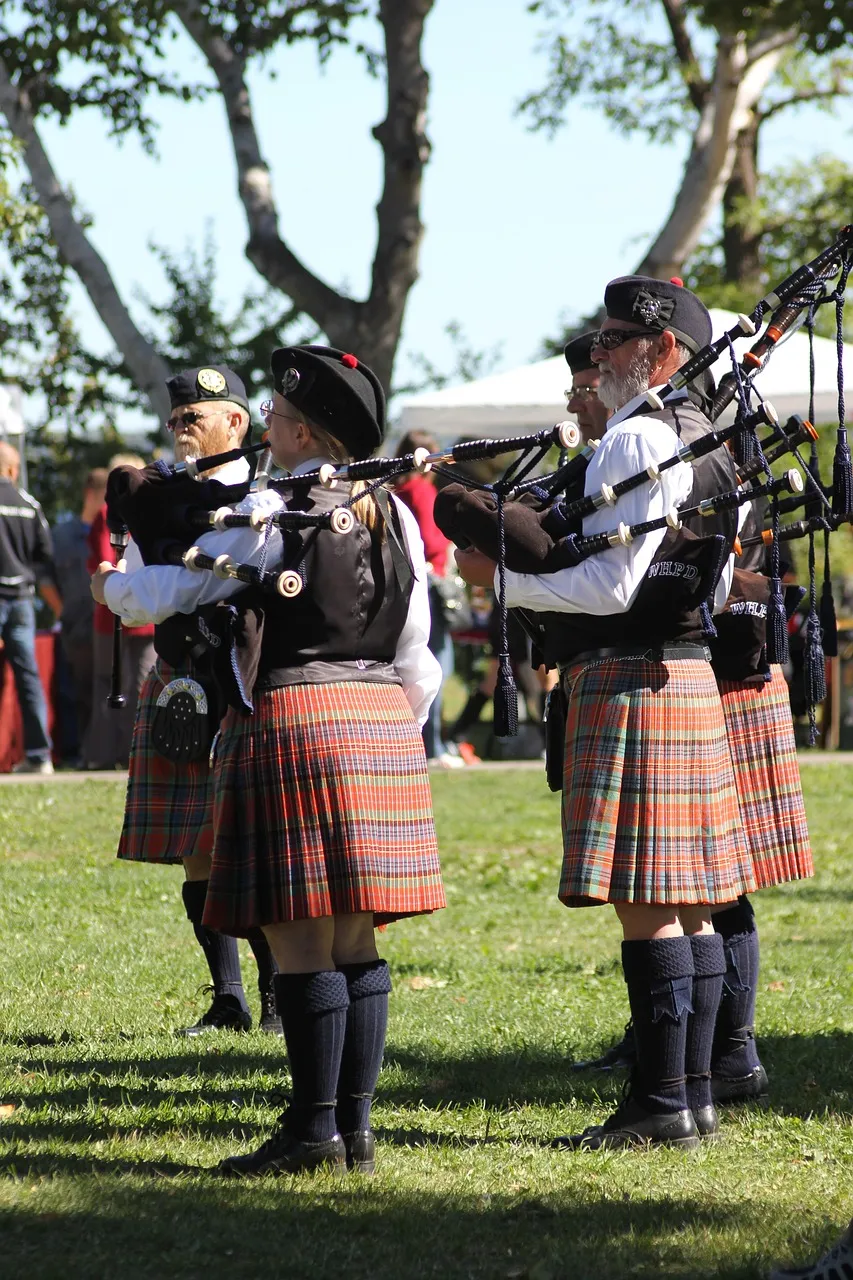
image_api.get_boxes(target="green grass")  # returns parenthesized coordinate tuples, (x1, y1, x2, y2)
(0, 767, 852, 1279)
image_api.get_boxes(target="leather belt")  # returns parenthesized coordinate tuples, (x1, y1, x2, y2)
(560, 643, 711, 673)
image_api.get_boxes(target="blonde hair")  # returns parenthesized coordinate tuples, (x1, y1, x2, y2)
(108, 452, 146, 471)
(302, 418, 382, 533)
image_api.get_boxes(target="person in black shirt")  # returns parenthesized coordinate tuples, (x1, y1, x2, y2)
(0, 441, 61, 773)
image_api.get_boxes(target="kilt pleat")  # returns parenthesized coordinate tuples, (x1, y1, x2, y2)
(559, 657, 754, 907)
(718, 664, 813, 887)
(117, 659, 214, 865)
(203, 681, 445, 936)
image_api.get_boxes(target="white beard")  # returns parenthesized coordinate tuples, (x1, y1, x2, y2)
(597, 343, 655, 411)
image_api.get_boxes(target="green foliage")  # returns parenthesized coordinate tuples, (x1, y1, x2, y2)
(696, 0, 853, 53)
(395, 321, 504, 398)
(1, 766, 853, 1277)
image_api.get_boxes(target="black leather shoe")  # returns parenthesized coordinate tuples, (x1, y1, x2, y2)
(551, 1095, 700, 1151)
(259, 985, 283, 1036)
(175, 990, 252, 1037)
(711, 1062, 769, 1105)
(692, 1104, 722, 1139)
(342, 1130, 376, 1174)
(570, 1020, 637, 1073)
(218, 1114, 346, 1177)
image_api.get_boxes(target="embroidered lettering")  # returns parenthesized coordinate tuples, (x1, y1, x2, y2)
(729, 600, 766, 618)
(196, 616, 222, 648)
(647, 560, 698, 582)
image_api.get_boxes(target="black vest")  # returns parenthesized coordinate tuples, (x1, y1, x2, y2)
(257, 482, 413, 679)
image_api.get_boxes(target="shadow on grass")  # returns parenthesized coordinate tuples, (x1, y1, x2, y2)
(0, 1179, 832, 1280)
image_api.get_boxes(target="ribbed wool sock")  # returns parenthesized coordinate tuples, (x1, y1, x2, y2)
(274, 970, 350, 1144)
(621, 936, 694, 1115)
(451, 689, 488, 740)
(336, 960, 392, 1135)
(712, 896, 762, 1077)
(685, 933, 726, 1113)
(247, 929, 279, 1003)
(181, 880, 248, 1013)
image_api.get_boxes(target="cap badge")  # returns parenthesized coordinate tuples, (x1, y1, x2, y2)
(281, 368, 301, 395)
(632, 289, 675, 327)
(197, 368, 227, 395)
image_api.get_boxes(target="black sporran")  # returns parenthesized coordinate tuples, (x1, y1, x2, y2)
(151, 677, 215, 764)
(544, 683, 567, 793)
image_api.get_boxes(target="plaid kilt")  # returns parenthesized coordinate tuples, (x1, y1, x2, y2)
(117, 659, 214, 865)
(718, 664, 813, 887)
(559, 657, 754, 908)
(203, 681, 445, 936)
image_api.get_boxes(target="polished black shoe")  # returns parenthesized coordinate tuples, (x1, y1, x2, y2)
(711, 1062, 769, 1105)
(218, 1113, 346, 1177)
(175, 990, 252, 1037)
(551, 1094, 700, 1151)
(570, 1020, 637, 1073)
(342, 1129, 376, 1174)
(692, 1103, 722, 1140)
(259, 985, 283, 1036)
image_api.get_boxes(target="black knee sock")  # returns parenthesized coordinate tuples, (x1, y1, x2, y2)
(247, 930, 279, 1002)
(181, 880, 248, 1012)
(274, 971, 349, 1144)
(685, 934, 726, 1113)
(622, 936, 694, 1115)
(336, 960, 392, 1135)
(451, 689, 488, 740)
(712, 896, 761, 1076)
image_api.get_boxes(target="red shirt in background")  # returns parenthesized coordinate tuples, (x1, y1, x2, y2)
(395, 474, 451, 577)
(87, 506, 155, 638)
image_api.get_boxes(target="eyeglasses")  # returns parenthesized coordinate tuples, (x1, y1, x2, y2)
(259, 400, 303, 425)
(590, 327, 662, 351)
(565, 386, 599, 403)
(165, 410, 222, 432)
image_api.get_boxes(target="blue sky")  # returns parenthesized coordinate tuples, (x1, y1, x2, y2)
(33, 0, 853, 424)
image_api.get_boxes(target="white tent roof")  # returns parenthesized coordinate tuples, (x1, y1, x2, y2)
(0, 384, 24, 438)
(397, 309, 853, 437)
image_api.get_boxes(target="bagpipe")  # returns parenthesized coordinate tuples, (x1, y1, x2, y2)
(104, 226, 852, 736)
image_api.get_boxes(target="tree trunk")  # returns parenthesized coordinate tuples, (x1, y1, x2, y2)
(721, 115, 762, 285)
(634, 33, 791, 281)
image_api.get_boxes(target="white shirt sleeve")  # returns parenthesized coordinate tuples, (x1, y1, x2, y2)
(713, 498, 753, 612)
(103, 489, 285, 626)
(501, 418, 693, 614)
(391, 496, 442, 727)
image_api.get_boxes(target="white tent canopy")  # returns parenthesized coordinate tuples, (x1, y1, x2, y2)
(396, 309, 853, 438)
(0, 384, 24, 440)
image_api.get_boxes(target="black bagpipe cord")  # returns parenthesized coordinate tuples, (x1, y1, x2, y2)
(725, 333, 789, 665)
(802, 308, 839, 659)
(799, 307, 827, 742)
(831, 254, 853, 519)
(493, 487, 519, 738)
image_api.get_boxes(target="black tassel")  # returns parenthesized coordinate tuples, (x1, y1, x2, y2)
(803, 608, 827, 709)
(831, 426, 853, 517)
(765, 576, 790, 666)
(699, 598, 716, 639)
(493, 655, 519, 738)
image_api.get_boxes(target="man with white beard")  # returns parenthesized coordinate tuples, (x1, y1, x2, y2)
(455, 276, 755, 1150)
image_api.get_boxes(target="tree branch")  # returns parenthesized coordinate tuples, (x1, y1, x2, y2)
(0, 59, 171, 421)
(173, 0, 358, 339)
(746, 28, 800, 64)
(757, 83, 849, 123)
(634, 31, 793, 278)
(658, 0, 709, 113)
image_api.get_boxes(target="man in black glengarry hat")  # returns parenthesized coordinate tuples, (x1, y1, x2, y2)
(563, 332, 610, 444)
(93, 364, 283, 1039)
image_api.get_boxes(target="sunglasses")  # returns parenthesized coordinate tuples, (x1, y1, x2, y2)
(165, 410, 222, 432)
(565, 386, 599, 403)
(591, 327, 662, 351)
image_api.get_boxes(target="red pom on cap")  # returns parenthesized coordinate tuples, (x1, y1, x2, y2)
(670, 276, 684, 287)
(341, 353, 358, 368)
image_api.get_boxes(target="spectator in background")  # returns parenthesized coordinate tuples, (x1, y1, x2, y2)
(394, 431, 464, 769)
(51, 467, 108, 762)
(85, 453, 155, 769)
(0, 441, 61, 773)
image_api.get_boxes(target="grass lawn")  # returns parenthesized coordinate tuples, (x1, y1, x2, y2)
(0, 766, 851, 1280)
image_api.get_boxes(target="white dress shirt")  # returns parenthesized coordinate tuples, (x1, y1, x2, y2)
(501, 392, 694, 615)
(103, 455, 441, 726)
